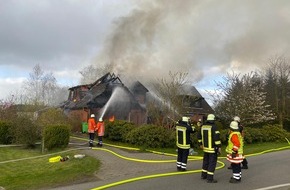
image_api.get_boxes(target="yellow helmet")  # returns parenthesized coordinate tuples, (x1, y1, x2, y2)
(234, 116, 240, 122)
(182, 116, 189, 122)
(230, 121, 239, 130)
(207, 114, 215, 121)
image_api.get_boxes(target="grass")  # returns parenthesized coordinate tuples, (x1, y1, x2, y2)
(0, 146, 100, 190)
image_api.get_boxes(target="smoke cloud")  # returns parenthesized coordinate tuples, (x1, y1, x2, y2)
(96, 0, 290, 85)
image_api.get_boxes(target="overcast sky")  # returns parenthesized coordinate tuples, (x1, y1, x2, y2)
(1, 0, 290, 101)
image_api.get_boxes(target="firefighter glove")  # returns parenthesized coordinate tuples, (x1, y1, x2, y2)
(231, 150, 238, 158)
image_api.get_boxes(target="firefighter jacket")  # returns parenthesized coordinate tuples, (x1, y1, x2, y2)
(88, 118, 96, 133)
(197, 121, 221, 153)
(176, 120, 195, 149)
(226, 131, 244, 163)
(96, 121, 105, 136)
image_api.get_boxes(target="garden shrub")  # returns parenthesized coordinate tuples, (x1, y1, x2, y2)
(44, 124, 71, 150)
(36, 108, 69, 128)
(67, 111, 84, 132)
(11, 116, 41, 148)
(104, 120, 135, 142)
(241, 124, 289, 144)
(219, 129, 229, 144)
(262, 124, 288, 142)
(243, 128, 264, 144)
(0, 121, 13, 144)
(126, 124, 175, 148)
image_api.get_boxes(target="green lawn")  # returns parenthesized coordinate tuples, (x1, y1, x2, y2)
(0, 146, 100, 190)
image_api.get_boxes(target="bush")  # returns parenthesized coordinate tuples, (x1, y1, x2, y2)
(126, 124, 175, 148)
(67, 111, 84, 132)
(0, 121, 13, 144)
(245, 128, 264, 143)
(262, 124, 288, 142)
(219, 129, 229, 144)
(44, 124, 71, 150)
(242, 124, 289, 144)
(104, 120, 135, 142)
(11, 116, 41, 148)
(36, 108, 69, 127)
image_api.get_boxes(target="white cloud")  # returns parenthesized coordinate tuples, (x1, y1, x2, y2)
(0, 77, 26, 99)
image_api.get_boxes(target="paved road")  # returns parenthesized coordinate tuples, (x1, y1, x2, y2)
(46, 138, 290, 190)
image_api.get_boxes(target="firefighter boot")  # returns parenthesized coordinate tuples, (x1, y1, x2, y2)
(207, 175, 217, 183)
(241, 165, 248, 169)
(229, 177, 241, 183)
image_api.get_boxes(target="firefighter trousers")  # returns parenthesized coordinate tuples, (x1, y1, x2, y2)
(231, 163, 242, 180)
(177, 148, 189, 170)
(201, 152, 218, 180)
(89, 133, 95, 146)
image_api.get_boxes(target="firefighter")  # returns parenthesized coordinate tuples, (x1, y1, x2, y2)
(176, 116, 195, 171)
(198, 114, 221, 183)
(96, 117, 105, 147)
(234, 116, 248, 169)
(226, 121, 244, 183)
(88, 114, 97, 147)
(228, 116, 248, 169)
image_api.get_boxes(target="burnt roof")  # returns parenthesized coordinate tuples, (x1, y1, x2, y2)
(180, 85, 202, 97)
(62, 72, 144, 110)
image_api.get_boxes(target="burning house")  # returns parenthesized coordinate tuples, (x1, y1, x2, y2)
(60, 72, 213, 127)
(60, 73, 148, 125)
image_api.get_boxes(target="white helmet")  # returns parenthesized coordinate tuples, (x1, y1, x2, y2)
(90, 114, 95, 118)
(99, 117, 103, 122)
(234, 116, 240, 122)
(182, 116, 189, 122)
(230, 121, 239, 130)
(207, 114, 215, 121)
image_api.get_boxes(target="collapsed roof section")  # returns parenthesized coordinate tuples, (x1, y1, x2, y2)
(61, 72, 144, 111)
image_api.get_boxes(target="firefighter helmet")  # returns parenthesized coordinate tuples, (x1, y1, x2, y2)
(230, 121, 239, 130)
(99, 117, 103, 122)
(90, 114, 95, 118)
(234, 116, 240, 122)
(182, 116, 189, 122)
(207, 114, 215, 121)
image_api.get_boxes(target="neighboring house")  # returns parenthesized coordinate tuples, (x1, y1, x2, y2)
(60, 73, 148, 125)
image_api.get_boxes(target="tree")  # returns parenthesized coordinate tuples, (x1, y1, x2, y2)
(263, 55, 290, 126)
(212, 72, 275, 125)
(148, 71, 190, 127)
(0, 95, 17, 121)
(23, 64, 66, 106)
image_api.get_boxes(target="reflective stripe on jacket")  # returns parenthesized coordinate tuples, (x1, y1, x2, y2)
(198, 124, 221, 153)
(226, 132, 244, 154)
(176, 121, 195, 149)
(226, 131, 244, 163)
